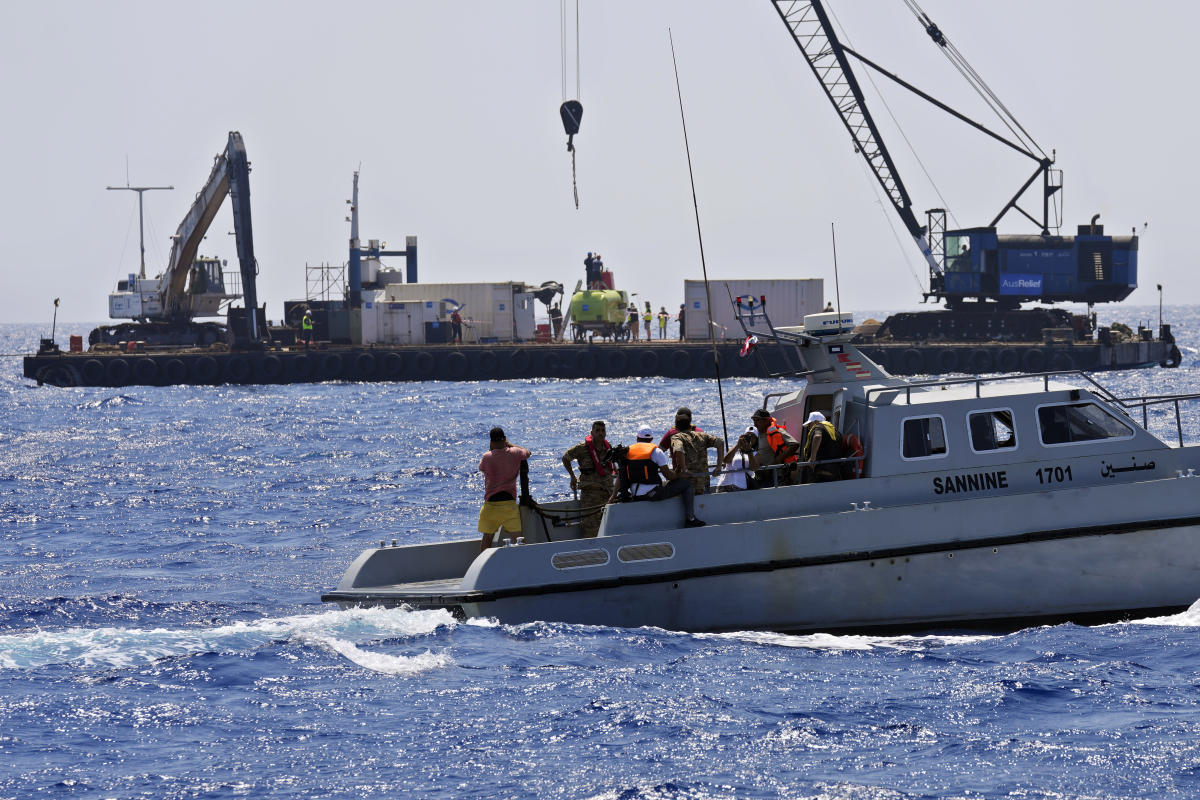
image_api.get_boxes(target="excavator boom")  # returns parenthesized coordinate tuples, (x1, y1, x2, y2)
(159, 131, 259, 339)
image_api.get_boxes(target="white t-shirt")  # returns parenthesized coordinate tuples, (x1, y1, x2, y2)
(716, 451, 751, 490)
(629, 446, 670, 497)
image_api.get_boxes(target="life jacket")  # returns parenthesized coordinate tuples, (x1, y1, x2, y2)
(623, 442, 662, 486)
(765, 418, 798, 464)
(642, 310, 652, 323)
(803, 421, 841, 476)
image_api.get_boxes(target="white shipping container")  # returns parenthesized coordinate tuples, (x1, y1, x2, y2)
(382, 281, 536, 343)
(363, 291, 444, 345)
(682, 279, 824, 340)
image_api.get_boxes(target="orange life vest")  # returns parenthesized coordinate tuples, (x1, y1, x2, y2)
(624, 442, 662, 485)
(765, 418, 799, 464)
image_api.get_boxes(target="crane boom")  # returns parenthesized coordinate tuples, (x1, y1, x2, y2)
(768, 0, 1136, 309)
(770, 0, 940, 279)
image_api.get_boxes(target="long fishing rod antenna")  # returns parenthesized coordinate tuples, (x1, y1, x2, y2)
(831, 222, 843, 321)
(670, 28, 728, 449)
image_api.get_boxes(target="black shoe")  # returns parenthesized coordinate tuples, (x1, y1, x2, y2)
(684, 517, 706, 528)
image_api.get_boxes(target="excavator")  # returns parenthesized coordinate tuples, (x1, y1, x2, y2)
(769, 1, 1140, 342)
(91, 131, 263, 347)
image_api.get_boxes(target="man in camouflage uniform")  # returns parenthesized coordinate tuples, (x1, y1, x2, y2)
(668, 409, 725, 497)
(561, 420, 615, 537)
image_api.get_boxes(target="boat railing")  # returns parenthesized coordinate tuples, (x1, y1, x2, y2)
(1109, 393, 1200, 448)
(865, 369, 1097, 405)
(730, 293, 822, 378)
(699, 453, 865, 489)
(862, 370, 1200, 448)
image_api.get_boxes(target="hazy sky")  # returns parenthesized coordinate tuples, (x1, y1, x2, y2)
(3, 1, 1191, 324)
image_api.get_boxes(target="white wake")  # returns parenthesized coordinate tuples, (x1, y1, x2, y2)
(0, 606, 456, 674)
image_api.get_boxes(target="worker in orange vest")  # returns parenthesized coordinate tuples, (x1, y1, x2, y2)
(750, 408, 799, 486)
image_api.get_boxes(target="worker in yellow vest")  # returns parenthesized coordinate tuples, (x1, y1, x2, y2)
(301, 310, 314, 347)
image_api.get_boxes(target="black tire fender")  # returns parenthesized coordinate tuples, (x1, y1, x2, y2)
(901, 348, 924, 375)
(540, 350, 562, 376)
(445, 351, 469, 379)
(192, 355, 219, 383)
(474, 350, 499, 377)
(1022, 348, 1047, 373)
(412, 351, 435, 377)
(106, 358, 131, 386)
(670, 349, 692, 377)
(1050, 351, 1075, 372)
(132, 357, 159, 385)
(82, 359, 105, 385)
(934, 348, 959, 374)
(163, 359, 187, 384)
(575, 350, 598, 377)
(42, 364, 78, 387)
(224, 356, 251, 383)
(289, 354, 313, 380)
(260, 355, 284, 382)
(382, 351, 405, 378)
(320, 353, 344, 380)
(354, 352, 377, 380)
(636, 349, 659, 375)
(604, 348, 628, 375)
(966, 348, 993, 374)
(994, 348, 1020, 373)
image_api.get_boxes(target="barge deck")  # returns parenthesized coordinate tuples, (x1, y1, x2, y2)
(25, 339, 1179, 387)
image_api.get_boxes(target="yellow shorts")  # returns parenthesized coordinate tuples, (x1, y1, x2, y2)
(478, 500, 522, 534)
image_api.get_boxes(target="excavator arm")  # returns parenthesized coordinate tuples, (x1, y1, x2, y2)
(160, 131, 260, 339)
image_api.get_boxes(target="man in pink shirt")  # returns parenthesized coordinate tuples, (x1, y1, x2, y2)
(478, 427, 531, 550)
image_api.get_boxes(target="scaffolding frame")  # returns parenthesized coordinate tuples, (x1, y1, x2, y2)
(306, 262, 347, 302)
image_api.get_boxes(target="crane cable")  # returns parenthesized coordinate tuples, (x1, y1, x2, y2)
(900, 0, 1047, 161)
(825, 4, 961, 232)
(559, 0, 583, 209)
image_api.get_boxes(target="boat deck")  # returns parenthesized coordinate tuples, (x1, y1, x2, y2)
(321, 577, 477, 609)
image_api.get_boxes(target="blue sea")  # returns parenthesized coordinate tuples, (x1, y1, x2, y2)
(4, 307, 1200, 800)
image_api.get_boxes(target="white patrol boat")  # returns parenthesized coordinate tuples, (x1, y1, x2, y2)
(322, 313, 1200, 633)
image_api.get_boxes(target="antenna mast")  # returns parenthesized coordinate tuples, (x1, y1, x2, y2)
(107, 181, 174, 279)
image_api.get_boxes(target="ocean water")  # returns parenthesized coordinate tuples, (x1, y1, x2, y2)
(4, 307, 1200, 800)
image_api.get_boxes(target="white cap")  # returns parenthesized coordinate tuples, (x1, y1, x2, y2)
(636, 425, 654, 439)
(745, 426, 757, 435)
(806, 411, 826, 424)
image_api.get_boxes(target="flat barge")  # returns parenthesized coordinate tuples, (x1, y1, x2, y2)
(25, 337, 1179, 387)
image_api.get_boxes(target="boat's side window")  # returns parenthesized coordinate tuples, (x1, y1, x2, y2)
(968, 409, 1016, 452)
(901, 415, 948, 460)
(1037, 402, 1133, 446)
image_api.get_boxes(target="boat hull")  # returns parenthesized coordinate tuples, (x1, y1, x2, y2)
(458, 523, 1200, 632)
(324, 475, 1200, 633)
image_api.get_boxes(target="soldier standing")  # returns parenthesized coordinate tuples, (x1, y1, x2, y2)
(668, 410, 725, 497)
(561, 420, 615, 537)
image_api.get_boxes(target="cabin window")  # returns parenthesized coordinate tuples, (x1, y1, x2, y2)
(944, 234, 975, 273)
(902, 415, 948, 460)
(969, 409, 1016, 452)
(1037, 402, 1132, 445)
